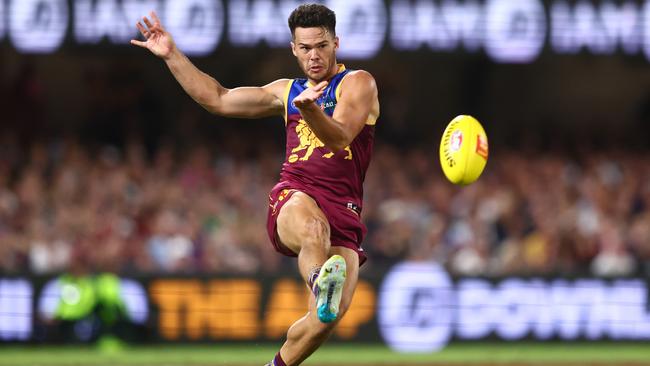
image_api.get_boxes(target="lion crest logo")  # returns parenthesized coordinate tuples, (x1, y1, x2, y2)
(288, 119, 330, 162)
(288, 119, 353, 163)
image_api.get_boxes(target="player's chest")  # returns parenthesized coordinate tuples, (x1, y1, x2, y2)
(293, 85, 338, 115)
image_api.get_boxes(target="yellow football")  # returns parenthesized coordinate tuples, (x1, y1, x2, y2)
(439, 115, 489, 185)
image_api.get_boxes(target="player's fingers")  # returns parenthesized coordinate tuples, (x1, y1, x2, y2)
(294, 96, 307, 105)
(151, 11, 162, 26)
(313, 88, 325, 98)
(143, 16, 154, 30)
(136, 22, 149, 38)
(303, 92, 318, 100)
(130, 39, 147, 48)
(298, 91, 322, 103)
(313, 81, 328, 91)
(293, 96, 315, 107)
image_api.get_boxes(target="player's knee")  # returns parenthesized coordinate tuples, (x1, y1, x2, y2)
(301, 216, 330, 250)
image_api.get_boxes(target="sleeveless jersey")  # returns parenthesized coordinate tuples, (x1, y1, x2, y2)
(279, 64, 376, 212)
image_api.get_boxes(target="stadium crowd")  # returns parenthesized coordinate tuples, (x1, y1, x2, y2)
(0, 136, 648, 277)
(1, 59, 649, 278)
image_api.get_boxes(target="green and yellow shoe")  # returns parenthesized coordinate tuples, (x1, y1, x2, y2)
(312, 255, 347, 323)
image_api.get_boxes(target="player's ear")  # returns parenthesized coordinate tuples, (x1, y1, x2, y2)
(334, 36, 339, 51)
(290, 41, 297, 57)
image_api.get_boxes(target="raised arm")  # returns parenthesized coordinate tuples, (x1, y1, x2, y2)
(293, 70, 379, 152)
(131, 12, 286, 119)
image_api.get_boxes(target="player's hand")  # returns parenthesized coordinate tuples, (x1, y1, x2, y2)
(293, 81, 328, 109)
(130, 11, 176, 59)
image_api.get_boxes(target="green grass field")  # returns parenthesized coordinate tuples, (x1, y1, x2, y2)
(1, 343, 649, 365)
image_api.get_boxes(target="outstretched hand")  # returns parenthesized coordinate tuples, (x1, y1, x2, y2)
(293, 81, 328, 109)
(130, 11, 175, 59)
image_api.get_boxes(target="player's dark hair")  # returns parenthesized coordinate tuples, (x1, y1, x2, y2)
(288, 4, 336, 38)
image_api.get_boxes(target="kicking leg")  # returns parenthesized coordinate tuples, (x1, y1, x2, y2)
(276, 192, 330, 287)
(271, 192, 359, 365)
(276, 247, 359, 366)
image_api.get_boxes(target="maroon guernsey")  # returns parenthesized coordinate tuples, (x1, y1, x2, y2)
(266, 64, 377, 264)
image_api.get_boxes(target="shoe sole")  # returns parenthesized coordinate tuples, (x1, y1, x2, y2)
(315, 255, 346, 323)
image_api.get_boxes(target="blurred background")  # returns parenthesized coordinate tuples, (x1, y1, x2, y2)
(1, 0, 650, 363)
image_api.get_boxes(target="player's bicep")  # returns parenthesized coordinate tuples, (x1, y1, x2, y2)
(205, 79, 288, 119)
(332, 71, 378, 140)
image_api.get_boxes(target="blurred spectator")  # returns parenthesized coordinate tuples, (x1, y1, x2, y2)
(2, 134, 649, 278)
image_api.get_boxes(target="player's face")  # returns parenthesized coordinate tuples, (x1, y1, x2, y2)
(291, 27, 339, 82)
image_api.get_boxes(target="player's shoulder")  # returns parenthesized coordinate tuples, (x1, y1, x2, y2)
(339, 69, 377, 96)
(345, 69, 375, 82)
(263, 78, 293, 98)
(265, 78, 292, 90)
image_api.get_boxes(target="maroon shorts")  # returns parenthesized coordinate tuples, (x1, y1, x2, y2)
(266, 181, 367, 265)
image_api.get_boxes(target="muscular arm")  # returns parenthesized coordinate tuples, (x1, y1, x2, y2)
(164, 49, 287, 118)
(132, 12, 286, 119)
(295, 71, 379, 152)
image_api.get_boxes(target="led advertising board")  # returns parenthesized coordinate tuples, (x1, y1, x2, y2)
(1, 0, 649, 63)
(1, 269, 649, 350)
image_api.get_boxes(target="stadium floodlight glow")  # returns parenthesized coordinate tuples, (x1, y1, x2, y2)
(484, 0, 547, 63)
(165, 0, 224, 56)
(9, 0, 68, 53)
(329, 0, 387, 59)
(0, 279, 32, 341)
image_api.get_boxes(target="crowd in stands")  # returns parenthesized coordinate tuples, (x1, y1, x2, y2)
(0, 136, 648, 277)
(1, 59, 649, 278)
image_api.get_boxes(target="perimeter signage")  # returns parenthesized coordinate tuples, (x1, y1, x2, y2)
(1, 269, 649, 350)
(378, 262, 650, 352)
(147, 278, 376, 340)
(2, 0, 650, 62)
(0, 279, 32, 341)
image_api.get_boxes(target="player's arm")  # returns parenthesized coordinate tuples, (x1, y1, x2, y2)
(131, 12, 285, 118)
(165, 52, 287, 118)
(294, 70, 378, 152)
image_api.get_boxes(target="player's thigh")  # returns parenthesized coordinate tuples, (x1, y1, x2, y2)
(276, 191, 331, 255)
